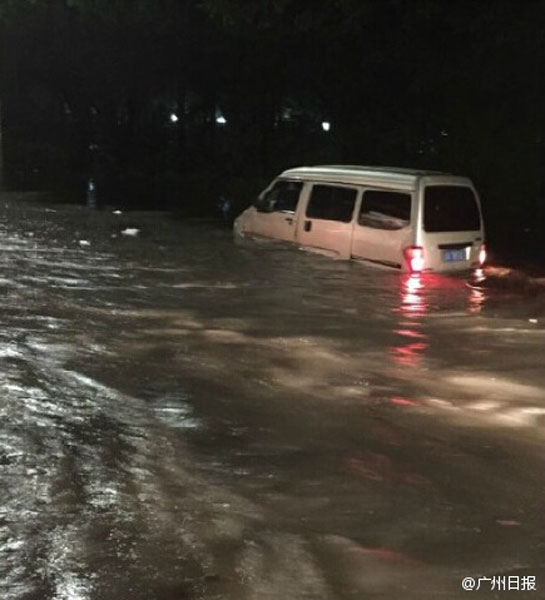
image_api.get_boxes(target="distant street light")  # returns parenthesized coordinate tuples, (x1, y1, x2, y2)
(216, 115, 227, 125)
(170, 113, 179, 123)
(321, 121, 331, 132)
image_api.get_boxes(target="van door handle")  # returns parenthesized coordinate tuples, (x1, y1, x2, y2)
(285, 216, 294, 224)
(304, 220, 312, 232)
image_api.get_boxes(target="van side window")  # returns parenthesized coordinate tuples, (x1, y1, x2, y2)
(359, 190, 411, 230)
(306, 185, 357, 222)
(254, 180, 303, 213)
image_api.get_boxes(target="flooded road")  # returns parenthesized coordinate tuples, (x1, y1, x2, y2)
(1, 193, 544, 599)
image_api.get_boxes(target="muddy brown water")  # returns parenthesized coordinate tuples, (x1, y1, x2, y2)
(1, 194, 544, 599)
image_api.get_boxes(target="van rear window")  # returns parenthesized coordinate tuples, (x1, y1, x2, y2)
(424, 186, 481, 232)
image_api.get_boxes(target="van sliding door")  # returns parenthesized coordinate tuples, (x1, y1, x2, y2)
(296, 184, 357, 258)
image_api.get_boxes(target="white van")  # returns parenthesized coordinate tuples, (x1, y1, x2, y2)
(234, 165, 486, 273)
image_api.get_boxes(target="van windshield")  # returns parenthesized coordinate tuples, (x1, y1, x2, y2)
(424, 186, 481, 232)
(254, 180, 303, 213)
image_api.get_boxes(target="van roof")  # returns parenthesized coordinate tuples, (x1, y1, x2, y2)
(280, 165, 453, 190)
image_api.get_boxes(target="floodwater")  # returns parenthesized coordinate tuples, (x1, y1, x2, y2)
(1, 193, 544, 600)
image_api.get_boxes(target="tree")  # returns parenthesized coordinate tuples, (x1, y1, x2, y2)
(0, 0, 201, 198)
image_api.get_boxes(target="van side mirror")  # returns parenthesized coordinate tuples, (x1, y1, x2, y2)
(254, 192, 275, 213)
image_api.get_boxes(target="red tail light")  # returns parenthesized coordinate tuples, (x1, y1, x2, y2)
(403, 246, 425, 273)
(478, 243, 487, 265)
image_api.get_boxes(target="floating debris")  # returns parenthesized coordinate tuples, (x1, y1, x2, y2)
(496, 519, 521, 527)
(121, 228, 140, 236)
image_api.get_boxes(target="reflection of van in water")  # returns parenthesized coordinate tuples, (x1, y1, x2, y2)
(234, 165, 486, 273)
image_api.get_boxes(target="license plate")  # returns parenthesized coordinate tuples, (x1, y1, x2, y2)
(443, 249, 466, 262)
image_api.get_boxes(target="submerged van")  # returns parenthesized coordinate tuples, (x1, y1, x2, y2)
(234, 165, 486, 273)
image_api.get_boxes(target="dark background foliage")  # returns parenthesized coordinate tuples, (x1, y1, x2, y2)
(1, 0, 544, 258)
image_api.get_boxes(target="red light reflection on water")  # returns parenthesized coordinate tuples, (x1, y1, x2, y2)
(395, 329, 425, 339)
(347, 452, 432, 488)
(400, 274, 427, 316)
(392, 272, 489, 365)
(467, 269, 487, 314)
(468, 286, 485, 314)
(392, 274, 428, 366)
(391, 342, 428, 366)
(357, 546, 419, 565)
(390, 397, 417, 406)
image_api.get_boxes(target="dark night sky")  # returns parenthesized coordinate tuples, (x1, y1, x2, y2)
(1, 0, 544, 256)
